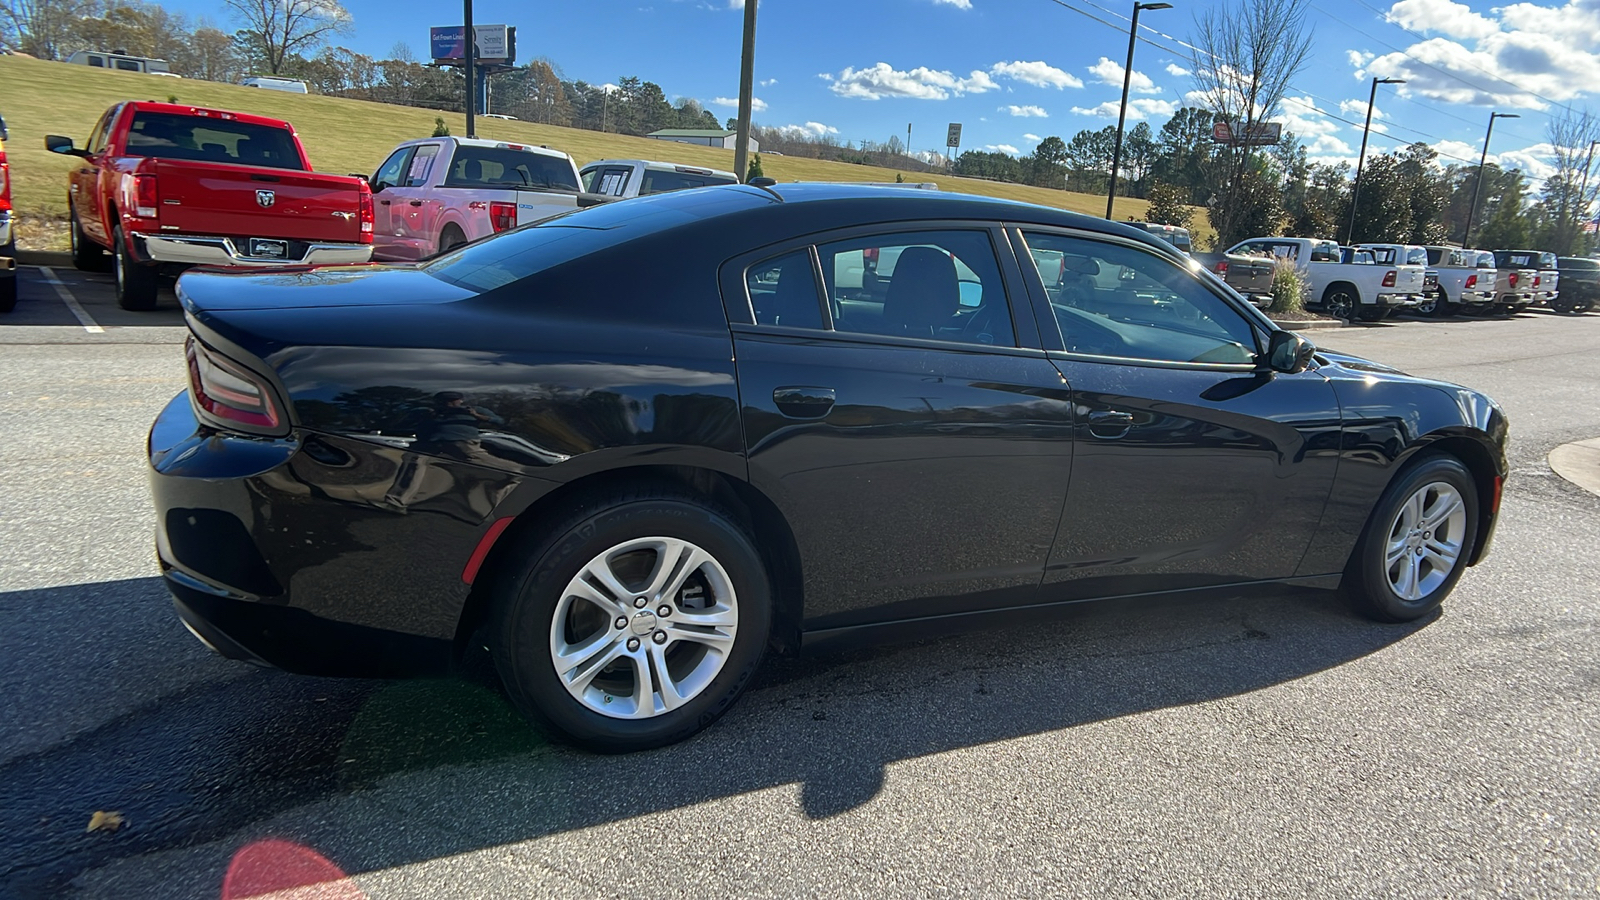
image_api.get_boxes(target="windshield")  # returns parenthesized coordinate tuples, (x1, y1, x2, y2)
(125, 111, 305, 170)
(443, 146, 580, 191)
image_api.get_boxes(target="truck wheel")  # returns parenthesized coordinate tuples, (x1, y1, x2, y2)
(111, 225, 160, 311)
(0, 241, 16, 313)
(1322, 287, 1356, 321)
(438, 225, 467, 254)
(70, 211, 110, 273)
(1551, 296, 1575, 314)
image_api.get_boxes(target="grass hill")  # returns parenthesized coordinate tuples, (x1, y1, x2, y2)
(0, 54, 1211, 249)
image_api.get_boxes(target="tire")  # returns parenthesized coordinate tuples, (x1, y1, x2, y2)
(111, 224, 159, 311)
(1415, 291, 1442, 317)
(70, 210, 109, 273)
(1551, 296, 1575, 315)
(489, 489, 772, 752)
(1323, 287, 1356, 321)
(438, 226, 467, 254)
(1345, 455, 1478, 623)
(0, 243, 16, 314)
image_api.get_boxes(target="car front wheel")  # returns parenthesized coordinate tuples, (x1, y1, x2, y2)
(490, 490, 771, 752)
(1346, 455, 1478, 622)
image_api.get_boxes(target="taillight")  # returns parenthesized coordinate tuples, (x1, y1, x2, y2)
(489, 201, 517, 233)
(134, 174, 159, 219)
(1465, 274, 1477, 288)
(0, 149, 10, 213)
(1382, 270, 1397, 287)
(864, 247, 880, 268)
(186, 336, 283, 433)
(1215, 260, 1229, 276)
(358, 185, 374, 244)
(1509, 272, 1519, 287)
(1532, 274, 1541, 287)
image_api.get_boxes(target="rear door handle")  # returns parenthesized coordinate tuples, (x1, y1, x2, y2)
(409, 200, 424, 207)
(380, 199, 391, 205)
(773, 386, 835, 419)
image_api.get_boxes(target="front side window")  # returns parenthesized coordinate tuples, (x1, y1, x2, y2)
(371, 147, 414, 191)
(815, 230, 1015, 346)
(746, 250, 823, 329)
(1022, 231, 1258, 365)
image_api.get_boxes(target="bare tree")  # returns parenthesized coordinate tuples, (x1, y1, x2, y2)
(1, 0, 102, 59)
(224, 0, 351, 75)
(1190, 0, 1315, 245)
(1543, 108, 1600, 256)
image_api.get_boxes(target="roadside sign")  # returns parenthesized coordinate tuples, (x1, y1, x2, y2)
(1211, 121, 1282, 146)
(430, 25, 514, 65)
(946, 123, 962, 148)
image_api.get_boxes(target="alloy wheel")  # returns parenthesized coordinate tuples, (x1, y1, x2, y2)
(1325, 291, 1354, 321)
(549, 536, 739, 719)
(1384, 481, 1467, 602)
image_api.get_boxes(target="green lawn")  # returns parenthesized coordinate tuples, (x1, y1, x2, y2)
(0, 54, 1211, 249)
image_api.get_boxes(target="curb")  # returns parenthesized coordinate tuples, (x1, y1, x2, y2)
(1271, 317, 1344, 331)
(1549, 438, 1600, 498)
(14, 250, 74, 267)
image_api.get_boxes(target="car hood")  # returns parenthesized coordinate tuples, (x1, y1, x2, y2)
(1313, 349, 1405, 376)
(177, 264, 476, 313)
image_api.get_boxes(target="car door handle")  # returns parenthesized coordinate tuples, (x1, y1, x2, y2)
(1087, 410, 1135, 438)
(773, 386, 835, 418)
(409, 200, 424, 207)
(380, 199, 391, 205)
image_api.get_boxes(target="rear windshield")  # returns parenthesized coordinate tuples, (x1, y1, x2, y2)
(1405, 247, 1427, 265)
(443, 146, 580, 191)
(1559, 257, 1599, 269)
(1539, 252, 1557, 268)
(124, 111, 305, 170)
(1495, 251, 1537, 268)
(639, 168, 737, 195)
(1476, 252, 1495, 268)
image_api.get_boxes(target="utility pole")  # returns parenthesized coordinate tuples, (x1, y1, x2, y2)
(1462, 111, 1519, 248)
(1105, 1, 1171, 220)
(1345, 76, 1405, 244)
(463, 0, 475, 138)
(907, 123, 912, 155)
(733, 0, 758, 182)
(1577, 139, 1600, 246)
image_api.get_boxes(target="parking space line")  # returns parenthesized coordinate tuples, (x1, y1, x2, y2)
(37, 267, 105, 334)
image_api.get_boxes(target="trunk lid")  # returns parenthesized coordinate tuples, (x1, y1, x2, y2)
(150, 159, 366, 243)
(178, 263, 474, 313)
(1393, 265, 1425, 293)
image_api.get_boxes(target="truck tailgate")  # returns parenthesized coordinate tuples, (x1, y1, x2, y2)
(1393, 265, 1425, 293)
(151, 160, 364, 243)
(1222, 255, 1274, 293)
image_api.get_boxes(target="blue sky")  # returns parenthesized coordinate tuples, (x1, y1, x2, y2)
(168, 0, 1599, 184)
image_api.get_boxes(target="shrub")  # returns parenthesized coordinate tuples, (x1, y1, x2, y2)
(432, 117, 450, 137)
(746, 153, 764, 181)
(1270, 257, 1307, 315)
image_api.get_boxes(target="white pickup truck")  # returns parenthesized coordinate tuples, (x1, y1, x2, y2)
(1531, 250, 1560, 310)
(1421, 246, 1497, 316)
(1225, 236, 1426, 321)
(1489, 250, 1540, 315)
(579, 159, 738, 199)
(1357, 244, 1435, 313)
(367, 137, 605, 261)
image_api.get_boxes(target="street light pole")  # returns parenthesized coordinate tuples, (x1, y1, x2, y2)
(463, 0, 475, 139)
(1462, 111, 1519, 248)
(1345, 76, 1405, 244)
(732, 0, 759, 183)
(1105, 1, 1171, 220)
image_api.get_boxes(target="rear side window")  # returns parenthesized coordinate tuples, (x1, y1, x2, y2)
(445, 147, 580, 191)
(405, 144, 439, 186)
(583, 166, 633, 196)
(124, 112, 306, 170)
(640, 169, 737, 195)
(816, 230, 1015, 347)
(746, 250, 823, 329)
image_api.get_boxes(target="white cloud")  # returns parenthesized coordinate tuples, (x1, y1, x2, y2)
(712, 96, 767, 112)
(781, 121, 839, 139)
(1165, 62, 1191, 77)
(986, 144, 1021, 155)
(1087, 57, 1161, 94)
(932, 0, 973, 7)
(1070, 98, 1178, 120)
(1337, 98, 1388, 133)
(989, 60, 1084, 89)
(759, 78, 778, 87)
(600, 83, 620, 94)
(1003, 104, 1049, 117)
(1436, 138, 1557, 180)
(829, 62, 999, 100)
(1355, 0, 1600, 109)
(1278, 95, 1347, 144)
(1023, 133, 1042, 142)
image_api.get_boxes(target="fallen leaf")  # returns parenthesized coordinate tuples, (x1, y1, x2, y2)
(86, 811, 124, 833)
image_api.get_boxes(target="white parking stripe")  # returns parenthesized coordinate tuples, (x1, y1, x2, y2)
(37, 267, 105, 334)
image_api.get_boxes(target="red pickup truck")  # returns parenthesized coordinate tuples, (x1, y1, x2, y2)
(46, 102, 373, 310)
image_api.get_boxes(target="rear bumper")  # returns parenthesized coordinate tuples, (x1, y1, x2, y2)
(132, 231, 373, 267)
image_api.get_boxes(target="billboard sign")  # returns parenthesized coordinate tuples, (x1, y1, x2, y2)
(1211, 121, 1283, 147)
(430, 25, 513, 65)
(946, 123, 962, 148)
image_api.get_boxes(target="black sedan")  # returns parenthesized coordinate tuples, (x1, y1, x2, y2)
(150, 184, 1508, 751)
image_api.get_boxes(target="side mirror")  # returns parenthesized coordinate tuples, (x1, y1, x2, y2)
(0, 116, 8, 142)
(1263, 330, 1316, 374)
(45, 135, 85, 157)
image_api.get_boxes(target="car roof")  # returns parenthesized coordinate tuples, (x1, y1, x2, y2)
(582, 158, 738, 177)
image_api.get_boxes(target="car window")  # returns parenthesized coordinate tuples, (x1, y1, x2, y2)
(372, 147, 414, 191)
(405, 144, 440, 186)
(815, 230, 1015, 347)
(746, 250, 824, 329)
(640, 169, 737, 195)
(124, 111, 305, 170)
(583, 166, 632, 196)
(1406, 247, 1428, 265)
(1022, 231, 1258, 366)
(444, 146, 579, 191)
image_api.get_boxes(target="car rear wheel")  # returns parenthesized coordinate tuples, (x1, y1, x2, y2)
(1323, 287, 1356, 321)
(1346, 455, 1478, 623)
(489, 490, 771, 752)
(0, 241, 16, 313)
(111, 225, 159, 311)
(438, 225, 467, 254)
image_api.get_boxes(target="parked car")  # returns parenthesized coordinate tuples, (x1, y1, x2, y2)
(1531, 251, 1560, 310)
(368, 137, 601, 261)
(1127, 222, 1193, 255)
(0, 112, 15, 312)
(1225, 237, 1425, 321)
(150, 184, 1509, 751)
(46, 101, 374, 310)
(1488, 251, 1539, 315)
(67, 49, 171, 74)
(1553, 257, 1599, 313)
(240, 76, 309, 94)
(1192, 249, 1276, 309)
(1357, 244, 1433, 313)
(1421, 246, 1497, 316)
(580, 159, 739, 199)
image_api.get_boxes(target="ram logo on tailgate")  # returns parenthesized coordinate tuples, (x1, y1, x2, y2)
(255, 190, 275, 209)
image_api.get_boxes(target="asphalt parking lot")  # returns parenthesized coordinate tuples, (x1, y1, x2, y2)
(2, 266, 1599, 899)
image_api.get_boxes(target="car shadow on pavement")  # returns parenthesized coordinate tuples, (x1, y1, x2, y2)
(0, 578, 1427, 897)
